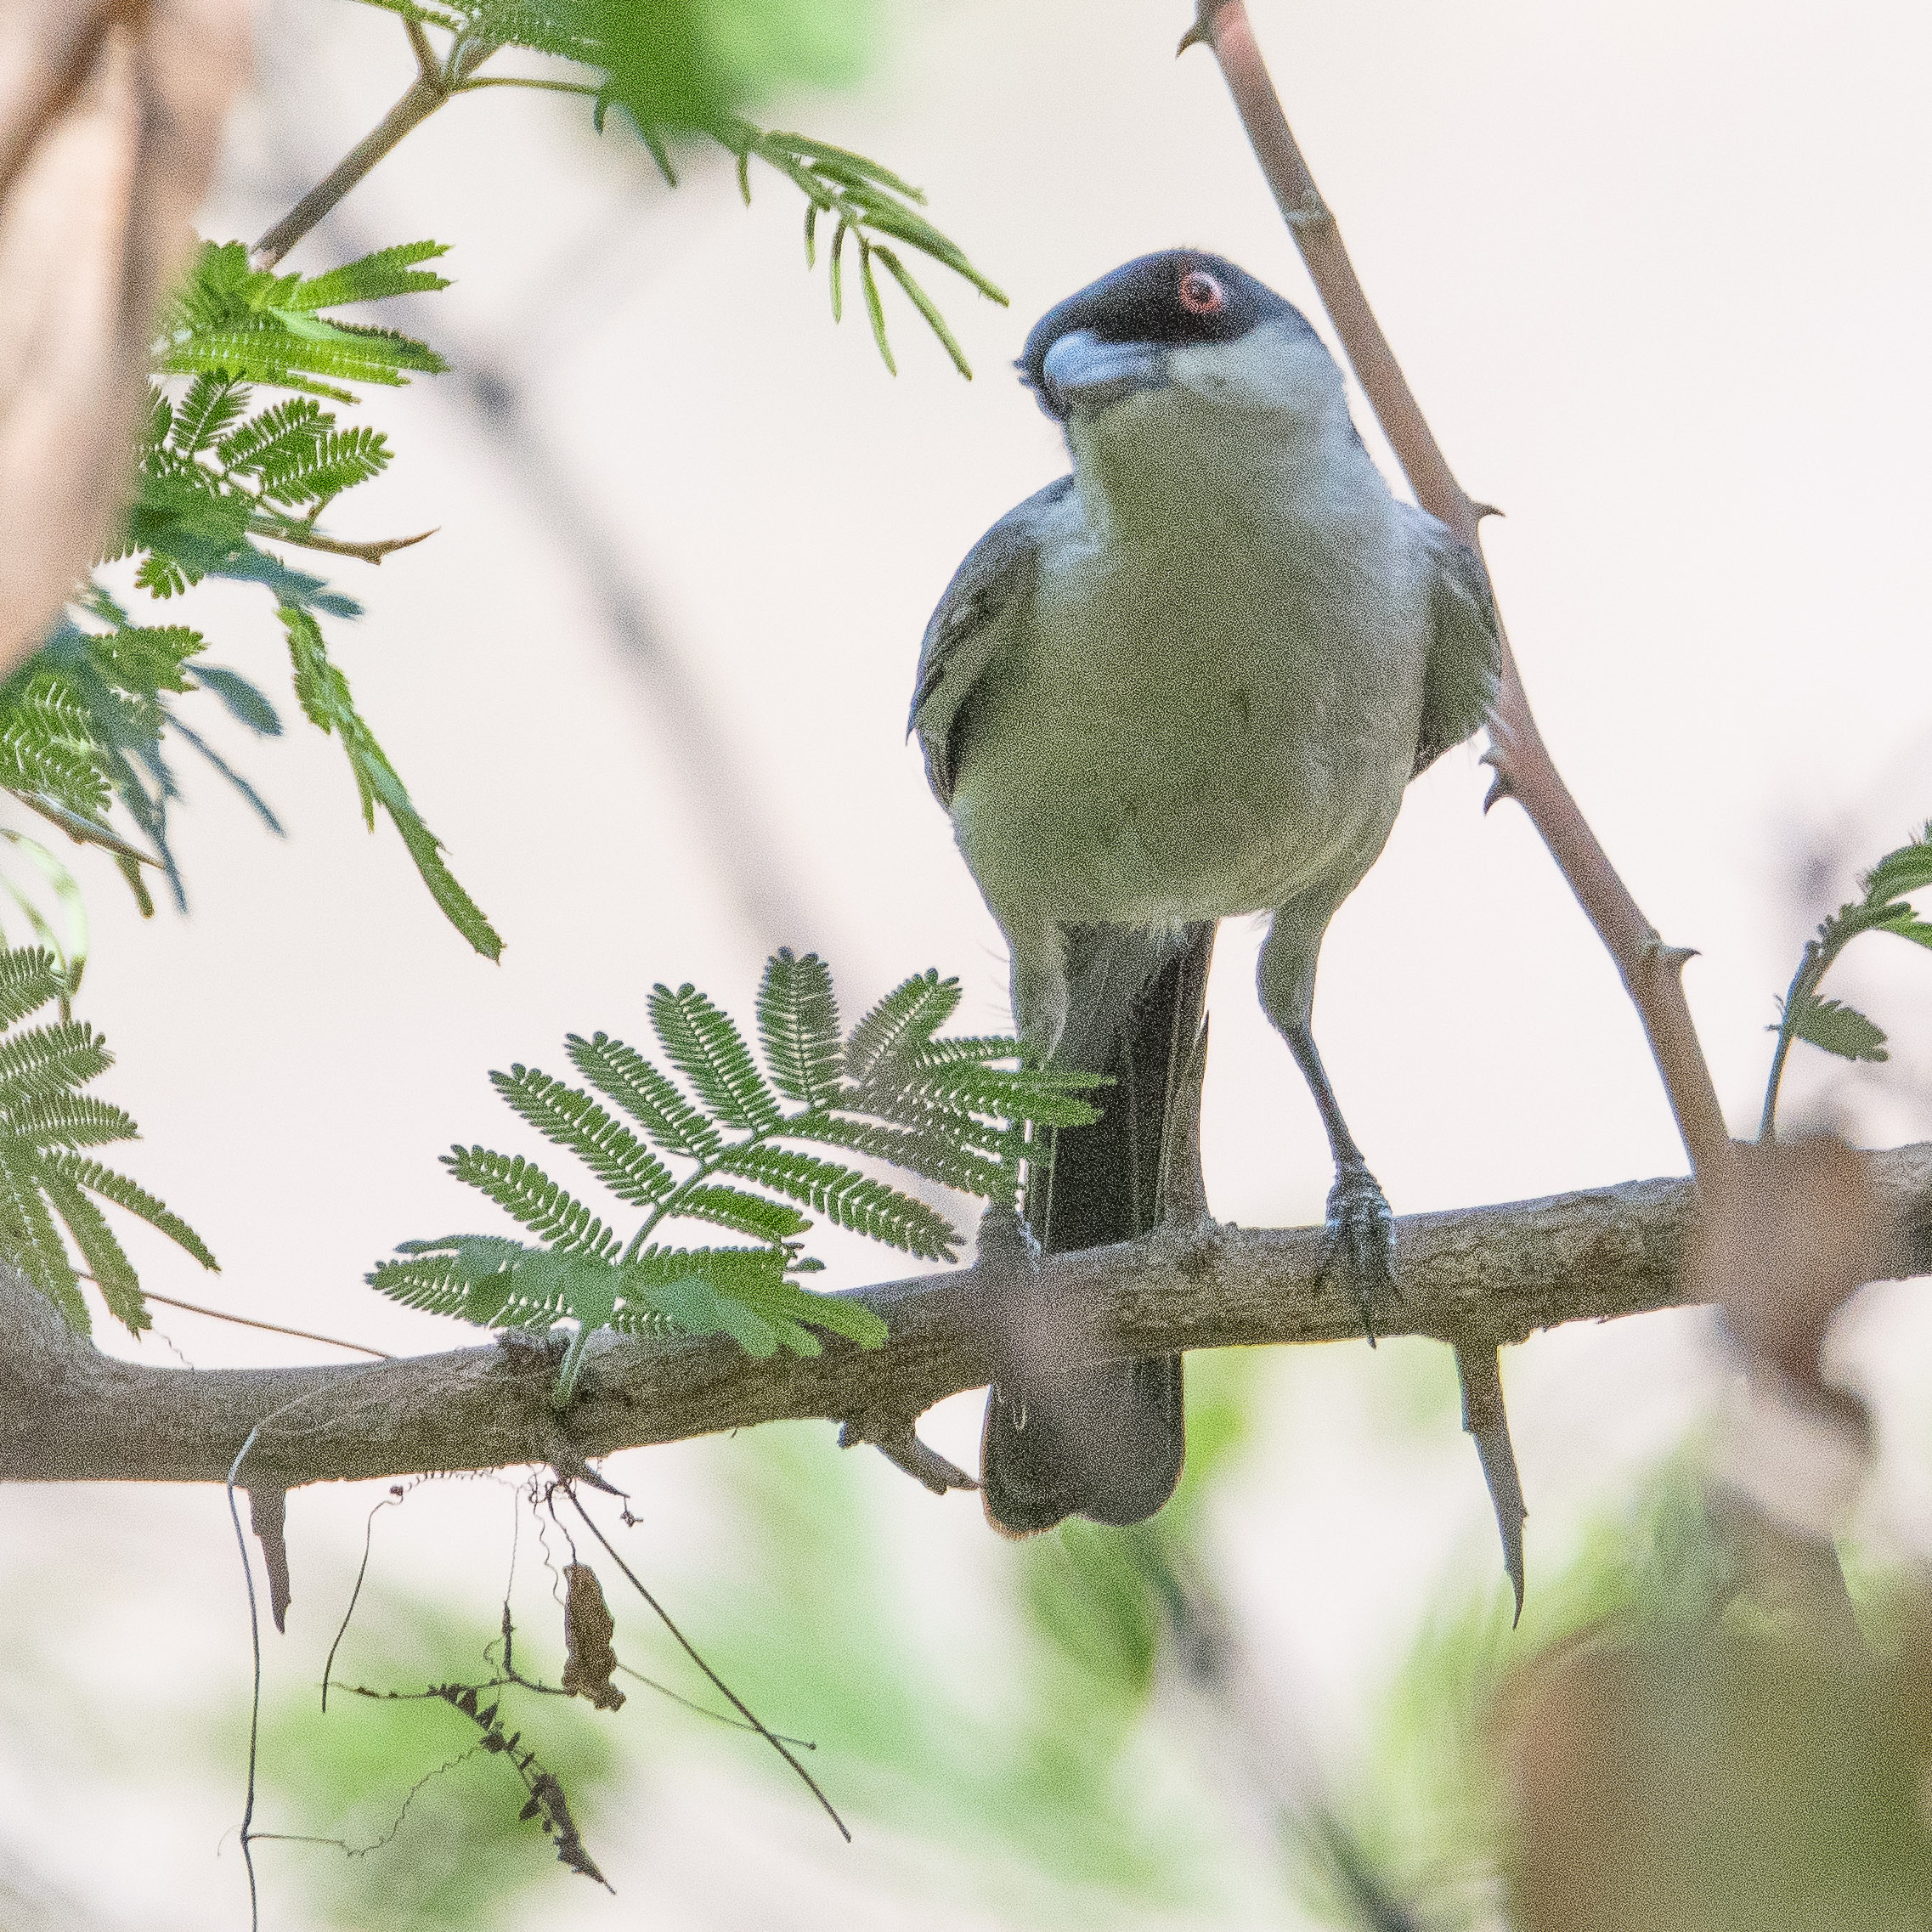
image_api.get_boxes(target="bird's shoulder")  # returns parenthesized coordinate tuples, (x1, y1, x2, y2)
(910, 474, 1076, 805)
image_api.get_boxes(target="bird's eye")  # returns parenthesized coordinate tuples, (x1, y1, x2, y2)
(1178, 269, 1226, 315)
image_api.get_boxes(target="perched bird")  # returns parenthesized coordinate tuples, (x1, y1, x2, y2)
(911, 250, 1500, 1536)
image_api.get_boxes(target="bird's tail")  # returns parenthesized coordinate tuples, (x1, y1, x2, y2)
(981, 921, 1215, 1537)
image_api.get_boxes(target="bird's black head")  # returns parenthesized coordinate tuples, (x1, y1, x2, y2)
(1018, 251, 1308, 420)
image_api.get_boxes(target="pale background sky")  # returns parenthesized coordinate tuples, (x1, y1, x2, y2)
(7, 0, 1932, 1924)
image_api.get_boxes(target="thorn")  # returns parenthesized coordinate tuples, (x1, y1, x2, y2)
(1454, 1342, 1528, 1622)
(1481, 759, 1517, 814)
(1644, 939, 1699, 975)
(1471, 500, 1506, 523)
(1174, 0, 1225, 54)
(839, 1416, 978, 1494)
(538, 1417, 625, 1495)
(246, 1486, 292, 1634)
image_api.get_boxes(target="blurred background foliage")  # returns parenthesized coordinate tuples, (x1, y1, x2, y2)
(581, 0, 880, 130)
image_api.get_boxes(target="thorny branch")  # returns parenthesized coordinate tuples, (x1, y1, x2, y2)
(1182, 0, 1737, 1596)
(6, 1148, 1931, 1491)
(1181, 0, 1731, 1187)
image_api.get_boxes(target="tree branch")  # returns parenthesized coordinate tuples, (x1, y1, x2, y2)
(8, 1145, 1930, 1490)
(250, 31, 500, 270)
(1182, 0, 1732, 1184)
(249, 517, 438, 564)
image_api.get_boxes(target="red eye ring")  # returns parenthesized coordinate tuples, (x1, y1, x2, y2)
(1178, 269, 1225, 315)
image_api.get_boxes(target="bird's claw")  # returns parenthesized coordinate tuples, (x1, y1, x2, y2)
(1316, 1164, 1396, 1342)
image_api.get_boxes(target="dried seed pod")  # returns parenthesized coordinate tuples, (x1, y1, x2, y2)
(559, 1562, 625, 1712)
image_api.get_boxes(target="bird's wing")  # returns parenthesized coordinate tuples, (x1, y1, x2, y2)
(1408, 511, 1504, 776)
(909, 476, 1072, 805)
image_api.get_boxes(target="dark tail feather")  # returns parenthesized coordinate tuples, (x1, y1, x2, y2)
(980, 922, 1216, 1538)
(982, 1359, 1185, 1534)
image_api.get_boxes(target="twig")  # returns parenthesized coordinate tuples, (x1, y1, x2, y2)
(224, 1381, 381, 1932)
(455, 77, 600, 97)
(251, 31, 502, 269)
(1181, 0, 1731, 1189)
(249, 520, 438, 566)
(613, 1661, 819, 1747)
(558, 1484, 853, 1843)
(142, 1289, 393, 1359)
(322, 1488, 406, 1712)
(249, 1743, 484, 1858)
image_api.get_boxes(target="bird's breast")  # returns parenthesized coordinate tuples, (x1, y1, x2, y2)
(951, 453, 1432, 928)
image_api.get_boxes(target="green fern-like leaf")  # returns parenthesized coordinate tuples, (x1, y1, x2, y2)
(565, 1031, 720, 1160)
(636, 1264, 790, 1358)
(265, 427, 392, 506)
(649, 983, 782, 1133)
(280, 240, 453, 312)
(623, 1243, 883, 1359)
(86, 625, 205, 696)
(845, 969, 962, 1082)
(281, 607, 501, 959)
(622, 1240, 793, 1299)
(442, 1146, 619, 1257)
(372, 1234, 539, 1324)
(38, 1168, 146, 1330)
(157, 327, 443, 399)
(1859, 825, 1932, 909)
(717, 1141, 959, 1259)
(48, 1155, 218, 1271)
(0, 956, 212, 1336)
(1783, 993, 1889, 1063)
(489, 1065, 675, 1206)
(864, 1059, 1104, 1132)
(366, 1248, 473, 1319)
(757, 948, 843, 1110)
(0, 1090, 139, 1150)
(779, 1112, 1014, 1205)
(217, 399, 393, 506)
(382, 955, 1085, 1386)
(169, 374, 248, 455)
(159, 243, 449, 391)
(659, 1254, 887, 1354)
(0, 686, 115, 818)
(0, 948, 65, 1030)
(907, 1034, 1031, 1067)
(0, 1020, 112, 1103)
(0, 1142, 85, 1329)
(669, 1183, 811, 1244)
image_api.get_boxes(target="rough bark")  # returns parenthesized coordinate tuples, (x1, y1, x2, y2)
(5, 1145, 1930, 1490)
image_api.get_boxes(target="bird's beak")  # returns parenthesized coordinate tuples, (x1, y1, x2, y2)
(1040, 330, 1168, 417)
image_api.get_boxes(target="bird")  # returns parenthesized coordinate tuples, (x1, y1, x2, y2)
(910, 249, 1500, 1537)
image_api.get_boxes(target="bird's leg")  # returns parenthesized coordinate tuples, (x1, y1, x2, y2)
(1283, 1020, 1395, 1340)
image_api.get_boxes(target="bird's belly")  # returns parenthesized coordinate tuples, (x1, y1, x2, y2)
(952, 520, 1426, 926)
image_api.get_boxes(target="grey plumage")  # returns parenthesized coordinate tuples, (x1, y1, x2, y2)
(912, 251, 1500, 1535)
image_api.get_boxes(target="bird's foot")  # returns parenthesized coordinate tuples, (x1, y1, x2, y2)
(1316, 1162, 1397, 1342)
